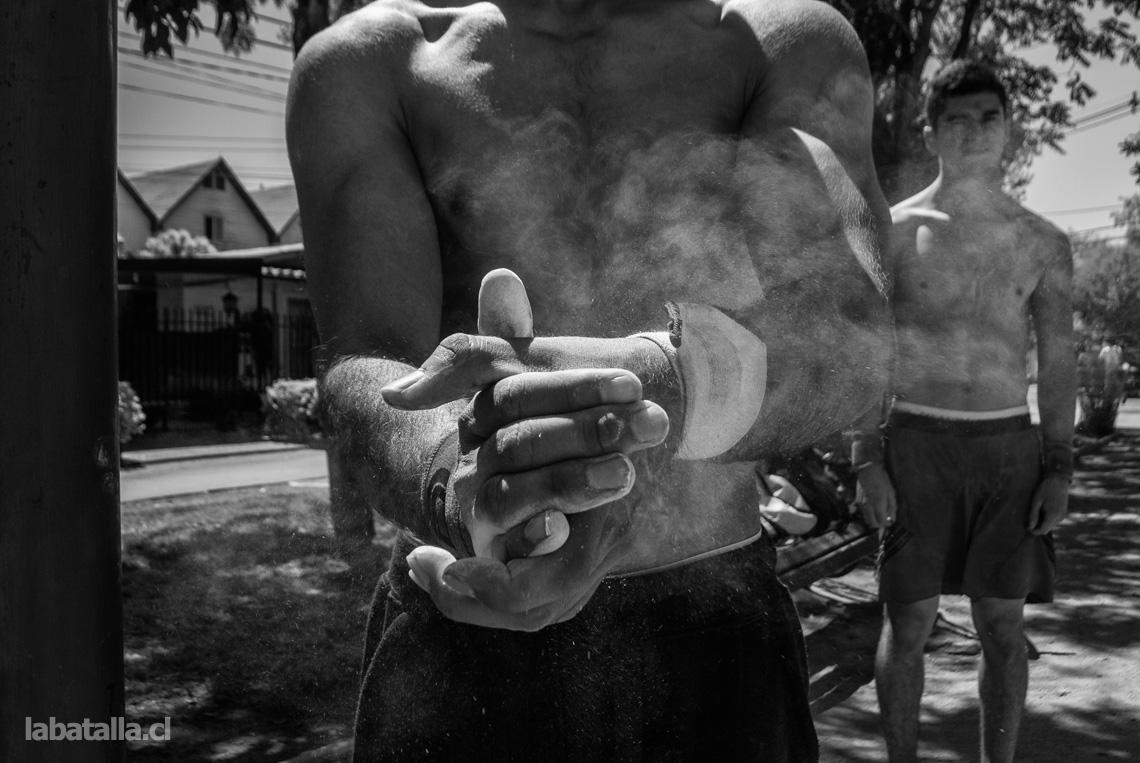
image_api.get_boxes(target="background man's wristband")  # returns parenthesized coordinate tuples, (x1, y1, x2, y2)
(1042, 439, 1074, 480)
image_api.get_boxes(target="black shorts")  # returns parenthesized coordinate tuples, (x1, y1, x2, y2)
(878, 410, 1056, 604)
(354, 533, 819, 763)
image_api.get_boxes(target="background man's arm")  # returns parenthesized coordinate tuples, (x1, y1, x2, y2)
(1029, 230, 1076, 534)
(287, 13, 459, 545)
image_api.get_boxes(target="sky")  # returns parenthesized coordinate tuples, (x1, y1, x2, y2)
(116, 5, 1140, 242)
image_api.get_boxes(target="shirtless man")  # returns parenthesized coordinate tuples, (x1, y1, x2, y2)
(287, 0, 891, 758)
(852, 61, 1075, 763)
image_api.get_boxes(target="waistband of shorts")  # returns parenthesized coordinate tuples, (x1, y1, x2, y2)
(608, 527, 768, 579)
(887, 405, 1033, 436)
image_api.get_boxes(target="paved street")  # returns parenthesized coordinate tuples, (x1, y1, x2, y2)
(120, 447, 328, 502)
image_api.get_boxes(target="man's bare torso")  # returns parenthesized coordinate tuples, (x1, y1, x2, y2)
(384, 0, 772, 334)
(891, 190, 1067, 410)
(300, 0, 887, 569)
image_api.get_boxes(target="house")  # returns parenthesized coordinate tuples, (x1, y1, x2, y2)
(116, 170, 157, 255)
(117, 157, 277, 253)
(116, 161, 316, 421)
(250, 183, 303, 245)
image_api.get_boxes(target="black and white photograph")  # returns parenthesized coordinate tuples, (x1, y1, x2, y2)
(2, 1, 1139, 761)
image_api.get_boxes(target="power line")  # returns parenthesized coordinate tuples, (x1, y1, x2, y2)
(119, 132, 285, 143)
(119, 59, 287, 103)
(118, 45, 292, 83)
(1068, 110, 1139, 135)
(119, 82, 286, 116)
(1070, 94, 1138, 127)
(1072, 223, 1126, 233)
(1041, 204, 1124, 216)
(117, 30, 294, 74)
(118, 162, 293, 175)
(119, 144, 288, 153)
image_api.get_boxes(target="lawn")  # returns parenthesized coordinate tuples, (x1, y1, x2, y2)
(120, 485, 396, 762)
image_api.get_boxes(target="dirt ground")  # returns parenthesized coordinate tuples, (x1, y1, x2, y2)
(806, 432, 1140, 762)
(119, 432, 1140, 762)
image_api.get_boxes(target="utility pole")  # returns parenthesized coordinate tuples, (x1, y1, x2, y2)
(1, 2, 124, 761)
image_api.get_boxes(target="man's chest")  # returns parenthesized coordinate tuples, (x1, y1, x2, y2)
(894, 218, 1042, 323)
(402, 6, 751, 190)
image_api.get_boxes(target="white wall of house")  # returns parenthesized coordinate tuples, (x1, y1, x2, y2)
(164, 183, 272, 251)
(277, 216, 303, 245)
(116, 179, 153, 254)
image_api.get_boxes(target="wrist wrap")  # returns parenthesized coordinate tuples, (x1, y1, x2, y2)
(638, 302, 767, 460)
(420, 429, 473, 555)
(1042, 438, 1074, 480)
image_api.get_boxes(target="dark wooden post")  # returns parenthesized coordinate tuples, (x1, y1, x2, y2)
(0, 2, 124, 761)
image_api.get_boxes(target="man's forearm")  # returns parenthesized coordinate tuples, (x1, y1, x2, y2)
(322, 355, 463, 543)
(1036, 347, 1077, 477)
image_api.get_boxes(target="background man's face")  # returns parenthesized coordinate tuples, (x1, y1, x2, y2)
(925, 91, 1009, 172)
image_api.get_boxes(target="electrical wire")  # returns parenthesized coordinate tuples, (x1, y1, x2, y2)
(119, 59, 287, 103)
(117, 30, 294, 74)
(119, 82, 286, 116)
(118, 45, 292, 83)
(120, 132, 283, 141)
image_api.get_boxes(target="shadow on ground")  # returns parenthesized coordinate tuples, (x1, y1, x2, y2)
(807, 432, 1140, 762)
(121, 486, 396, 762)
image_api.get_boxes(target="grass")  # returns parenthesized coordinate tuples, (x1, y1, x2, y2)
(121, 484, 397, 762)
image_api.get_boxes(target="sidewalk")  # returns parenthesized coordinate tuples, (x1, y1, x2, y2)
(120, 441, 329, 502)
(121, 439, 309, 466)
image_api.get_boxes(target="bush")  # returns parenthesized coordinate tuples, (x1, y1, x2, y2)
(118, 381, 147, 444)
(263, 378, 320, 443)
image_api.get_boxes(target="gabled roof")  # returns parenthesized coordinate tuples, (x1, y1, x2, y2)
(117, 169, 158, 229)
(127, 158, 219, 220)
(249, 183, 300, 236)
(125, 157, 276, 241)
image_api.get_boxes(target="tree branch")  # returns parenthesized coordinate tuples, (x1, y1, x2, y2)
(953, 0, 984, 59)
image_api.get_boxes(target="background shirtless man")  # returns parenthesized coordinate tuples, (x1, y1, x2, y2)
(853, 61, 1076, 763)
(288, 0, 891, 758)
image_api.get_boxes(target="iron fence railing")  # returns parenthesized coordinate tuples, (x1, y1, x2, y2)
(119, 307, 319, 425)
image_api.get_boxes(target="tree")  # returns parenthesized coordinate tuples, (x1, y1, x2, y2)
(823, 1, 1140, 200)
(122, 0, 362, 58)
(1074, 194, 1140, 343)
(126, 1, 1140, 201)
(136, 228, 218, 258)
(1071, 196, 1140, 434)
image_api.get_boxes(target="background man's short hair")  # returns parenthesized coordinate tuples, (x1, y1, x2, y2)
(924, 60, 1009, 127)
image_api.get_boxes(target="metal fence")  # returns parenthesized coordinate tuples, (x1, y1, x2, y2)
(119, 307, 319, 426)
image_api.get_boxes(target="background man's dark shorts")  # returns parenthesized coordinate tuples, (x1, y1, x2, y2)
(879, 411, 1056, 604)
(354, 533, 819, 763)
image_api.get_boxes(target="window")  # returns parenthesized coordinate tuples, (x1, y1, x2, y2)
(202, 169, 226, 191)
(204, 214, 224, 243)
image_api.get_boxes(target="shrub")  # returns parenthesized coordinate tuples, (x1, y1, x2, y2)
(118, 381, 147, 444)
(263, 378, 320, 443)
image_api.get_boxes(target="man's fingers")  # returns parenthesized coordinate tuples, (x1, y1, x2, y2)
(445, 546, 608, 618)
(501, 509, 572, 559)
(478, 401, 668, 473)
(478, 268, 534, 338)
(410, 548, 592, 632)
(464, 369, 644, 439)
(381, 333, 526, 409)
(477, 453, 636, 542)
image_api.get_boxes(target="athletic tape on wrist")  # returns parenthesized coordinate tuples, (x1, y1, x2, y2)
(419, 429, 473, 555)
(637, 302, 767, 460)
